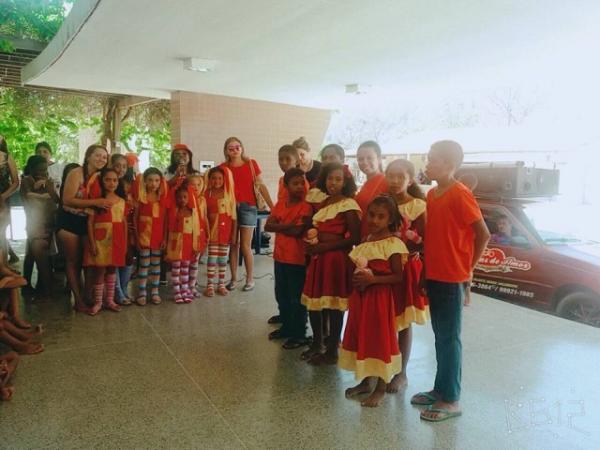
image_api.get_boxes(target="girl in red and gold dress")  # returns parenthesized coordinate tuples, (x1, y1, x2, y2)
(84, 168, 129, 315)
(385, 158, 430, 392)
(132, 167, 169, 306)
(339, 195, 408, 407)
(301, 162, 361, 365)
(354, 141, 388, 237)
(165, 183, 203, 303)
(186, 173, 208, 298)
(203, 166, 236, 297)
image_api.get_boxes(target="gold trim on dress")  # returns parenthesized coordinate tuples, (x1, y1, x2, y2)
(338, 350, 402, 383)
(306, 188, 328, 204)
(398, 197, 426, 221)
(312, 198, 361, 225)
(301, 294, 348, 311)
(395, 305, 430, 331)
(349, 236, 408, 264)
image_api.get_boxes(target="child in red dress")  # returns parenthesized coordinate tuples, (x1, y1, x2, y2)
(385, 159, 430, 392)
(133, 168, 169, 306)
(165, 183, 203, 303)
(187, 173, 209, 298)
(204, 167, 237, 297)
(84, 168, 129, 315)
(339, 195, 408, 407)
(301, 162, 361, 365)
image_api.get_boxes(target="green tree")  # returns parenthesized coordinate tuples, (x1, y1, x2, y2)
(0, 87, 102, 166)
(120, 100, 171, 168)
(0, 0, 71, 51)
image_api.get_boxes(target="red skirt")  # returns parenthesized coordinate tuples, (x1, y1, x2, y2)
(394, 254, 430, 331)
(301, 249, 352, 311)
(339, 284, 402, 382)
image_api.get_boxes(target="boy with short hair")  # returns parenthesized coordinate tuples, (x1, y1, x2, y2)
(411, 140, 490, 422)
(265, 168, 312, 349)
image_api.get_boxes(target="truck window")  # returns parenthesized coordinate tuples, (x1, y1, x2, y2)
(482, 207, 530, 248)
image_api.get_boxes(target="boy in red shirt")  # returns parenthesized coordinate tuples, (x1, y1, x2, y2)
(265, 168, 312, 349)
(411, 140, 490, 422)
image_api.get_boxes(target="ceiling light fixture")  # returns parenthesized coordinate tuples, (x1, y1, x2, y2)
(183, 57, 218, 73)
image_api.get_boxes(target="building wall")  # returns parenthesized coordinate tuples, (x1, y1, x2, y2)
(171, 91, 332, 197)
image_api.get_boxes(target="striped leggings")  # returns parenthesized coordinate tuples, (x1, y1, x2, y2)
(206, 243, 229, 288)
(138, 248, 162, 298)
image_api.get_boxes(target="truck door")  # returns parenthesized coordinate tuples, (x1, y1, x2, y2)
(474, 204, 552, 306)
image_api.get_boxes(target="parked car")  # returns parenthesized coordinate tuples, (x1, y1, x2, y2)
(472, 198, 600, 327)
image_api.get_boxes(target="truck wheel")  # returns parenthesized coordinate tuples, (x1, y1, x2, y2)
(556, 292, 600, 327)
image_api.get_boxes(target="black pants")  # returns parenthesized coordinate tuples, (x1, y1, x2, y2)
(274, 261, 307, 339)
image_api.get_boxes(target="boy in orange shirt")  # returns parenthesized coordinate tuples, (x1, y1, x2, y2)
(411, 140, 490, 422)
(265, 168, 312, 349)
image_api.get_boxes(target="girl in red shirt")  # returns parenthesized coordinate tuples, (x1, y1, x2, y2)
(204, 166, 236, 296)
(84, 168, 129, 315)
(133, 168, 168, 306)
(165, 183, 203, 303)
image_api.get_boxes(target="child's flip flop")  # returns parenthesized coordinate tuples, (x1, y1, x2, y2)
(420, 407, 462, 422)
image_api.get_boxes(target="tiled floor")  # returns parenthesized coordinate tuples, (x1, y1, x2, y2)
(1, 255, 600, 449)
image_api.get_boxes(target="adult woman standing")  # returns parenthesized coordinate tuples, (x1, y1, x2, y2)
(354, 140, 388, 237)
(222, 137, 274, 291)
(56, 144, 111, 312)
(293, 137, 321, 187)
(0, 136, 20, 263)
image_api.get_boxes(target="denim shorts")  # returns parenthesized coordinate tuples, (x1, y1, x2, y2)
(237, 202, 258, 228)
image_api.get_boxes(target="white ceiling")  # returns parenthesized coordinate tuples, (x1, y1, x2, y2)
(22, 0, 600, 108)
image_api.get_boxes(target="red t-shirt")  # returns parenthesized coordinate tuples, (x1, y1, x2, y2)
(223, 160, 261, 206)
(271, 200, 312, 266)
(424, 182, 483, 283)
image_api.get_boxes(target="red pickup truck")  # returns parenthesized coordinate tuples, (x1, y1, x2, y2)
(472, 198, 600, 327)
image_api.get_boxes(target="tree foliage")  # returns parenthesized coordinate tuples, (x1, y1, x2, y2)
(0, 88, 171, 170)
(0, 87, 102, 165)
(0, 0, 71, 51)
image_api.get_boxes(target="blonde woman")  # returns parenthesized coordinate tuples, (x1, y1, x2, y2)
(221, 137, 273, 291)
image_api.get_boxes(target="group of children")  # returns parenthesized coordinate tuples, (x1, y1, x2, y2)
(266, 139, 490, 421)
(81, 160, 239, 313)
(2, 138, 490, 423)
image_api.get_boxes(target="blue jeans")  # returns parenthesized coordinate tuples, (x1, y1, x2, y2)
(274, 261, 307, 339)
(427, 280, 464, 402)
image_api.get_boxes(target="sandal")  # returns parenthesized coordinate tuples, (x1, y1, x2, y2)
(120, 297, 132, 306)
(204, 286, 215, 297)
(216, 285, 228, 296)
(410, 391, 439, 406)
(136, 296, 147, 306)
(420, 407, 462, 422)
(103, 302, 121, 312)
(242, 282, 255, 292)
(267, 315, 281, 324)
(151, 295, 162, 305)
(175, 297, 185, 304)
(300, 345, 323, 361)
(268, 329, 286, 340)
(225, 281, 236, 291)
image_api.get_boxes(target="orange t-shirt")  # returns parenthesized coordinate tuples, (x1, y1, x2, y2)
(425, 182, 482, 283)
(270, 200, 312, 266)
